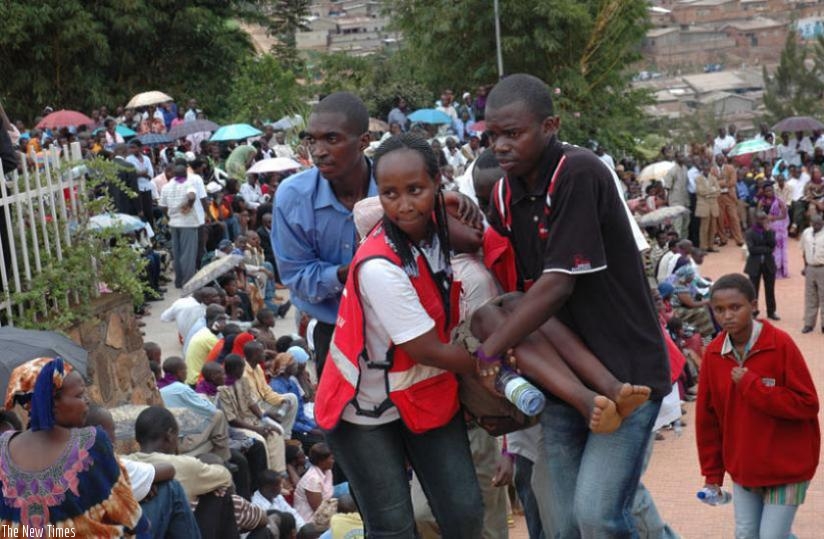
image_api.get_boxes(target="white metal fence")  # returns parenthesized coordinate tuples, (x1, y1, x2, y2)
(0, 142, 86, 324)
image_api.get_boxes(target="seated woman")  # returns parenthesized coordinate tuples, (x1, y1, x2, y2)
(269, 348, 323, 451)
(669, 264, 716, 341)
(0, 357, 146, 537)
(293, 443, 335, 525)
(285, 443, 307, 497)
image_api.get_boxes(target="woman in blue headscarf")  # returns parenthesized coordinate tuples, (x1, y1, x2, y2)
(0, 357, 146, 537)
(670, 265, 716, 340)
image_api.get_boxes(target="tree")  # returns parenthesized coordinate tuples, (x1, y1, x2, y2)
(0, 1, 255, 121)
(225, 55, 302, 123)
(389, 0, 653, 154)
(303, 50, 435, 121)
(762, 30, 824, 123)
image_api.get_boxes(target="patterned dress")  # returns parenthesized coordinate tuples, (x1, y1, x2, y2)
(0, 426, 146, 537)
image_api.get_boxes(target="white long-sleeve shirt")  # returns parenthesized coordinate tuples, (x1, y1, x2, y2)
(251, 491, 306, 529)
(160, 296, 204, 339)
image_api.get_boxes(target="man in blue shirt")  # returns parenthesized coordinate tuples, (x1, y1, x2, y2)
(272, 92, 376, 375)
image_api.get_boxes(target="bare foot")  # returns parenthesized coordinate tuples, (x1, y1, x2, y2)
(589, 395, 622, 434)
(614, 383, 651, 419)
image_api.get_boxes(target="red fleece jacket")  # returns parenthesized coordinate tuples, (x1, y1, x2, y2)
(696, 321, 820, 487)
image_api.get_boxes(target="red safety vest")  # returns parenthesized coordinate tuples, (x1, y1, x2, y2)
(485, 154, 567, 292)
(315, 223, 462, 434)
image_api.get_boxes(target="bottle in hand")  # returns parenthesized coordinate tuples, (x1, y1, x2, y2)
(697, 487, 732, 506)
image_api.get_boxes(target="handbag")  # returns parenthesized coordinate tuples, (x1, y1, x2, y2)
(458, 374, 538, 437)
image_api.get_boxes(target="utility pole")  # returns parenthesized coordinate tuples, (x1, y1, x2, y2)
(494, 0, 504, 79)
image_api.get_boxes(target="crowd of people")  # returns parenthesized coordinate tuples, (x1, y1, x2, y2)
(0, 73, 820, 539)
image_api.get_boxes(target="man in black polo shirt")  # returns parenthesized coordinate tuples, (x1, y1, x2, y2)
(477, 74, 671, 538)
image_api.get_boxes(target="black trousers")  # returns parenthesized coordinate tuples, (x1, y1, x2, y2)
(312, 320, 336, 377)
(137, 190, 154, 227)
(749, 265, 777, 316)
(688, 193, 700, 245)
(194, 492, 239, 539)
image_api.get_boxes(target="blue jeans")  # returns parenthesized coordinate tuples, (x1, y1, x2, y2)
(324, 413, 483, 539)
(140, 479, 201, 538)
(539, 399, 661, 538)
(514, 454, 545, 539)
(733, 483, 799, 539)
(632, 434, 680, 539)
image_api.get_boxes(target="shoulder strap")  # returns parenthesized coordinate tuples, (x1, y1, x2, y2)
(492, 177, 511, 233)
(545, 153, 568, 213)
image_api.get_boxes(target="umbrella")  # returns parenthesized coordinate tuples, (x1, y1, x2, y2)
(167, 119, 220, 139)
(408, 109, 453, 125)
(36, 110, 94, 129)
(88, 213, 147, 233)
(247, 157, 302, 175)
(210, 124, 263, 142)
(636, 205, 689, 227)
(369, 118, 389, 132)
(126, 91, 174, 109)
(95, 125, 137, 138)
(728, 138, 774, 157)
(270, 115, 303, 131)
(182, 254, 244, 295)
(0, 328, 88, 402)
(638, 161, 676, 184)
(772, 116, 824, 133)
(137, 133, 173, 146)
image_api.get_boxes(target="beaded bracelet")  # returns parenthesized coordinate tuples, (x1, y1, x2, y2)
(474, 347, 504, 364)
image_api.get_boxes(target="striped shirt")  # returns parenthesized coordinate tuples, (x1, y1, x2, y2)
(743, 481, 810, 506)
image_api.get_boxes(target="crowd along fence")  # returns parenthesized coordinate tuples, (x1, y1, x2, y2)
(0, 142, 88, 325)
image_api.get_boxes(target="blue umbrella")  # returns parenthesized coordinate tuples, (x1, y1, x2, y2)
(408, 109, 452, 125)
(137, 133, 173, 146)
(210, 124, 263, 142)
(92, 124, 137, 138)
(116, 124, 137, 138)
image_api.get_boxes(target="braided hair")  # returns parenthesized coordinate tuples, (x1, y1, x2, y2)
(373, 133, 452, 277)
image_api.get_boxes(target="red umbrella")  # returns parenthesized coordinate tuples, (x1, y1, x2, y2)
(36, 110, 94, 129)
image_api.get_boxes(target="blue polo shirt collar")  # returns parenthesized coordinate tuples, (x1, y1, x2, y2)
(313, 159, 377, 211)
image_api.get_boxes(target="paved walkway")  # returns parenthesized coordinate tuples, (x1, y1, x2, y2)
(143, 240, 822, 538)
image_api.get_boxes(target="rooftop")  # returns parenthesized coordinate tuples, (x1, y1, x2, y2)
(676, 0, 735, 6)
(721, 17, 785, 31)
(696, 90, 756, 104)
(647, 27, 679, 38)
(681, 69, 764, 94)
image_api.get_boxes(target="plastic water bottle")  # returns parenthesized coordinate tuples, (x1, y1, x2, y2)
(697, 487, 732, 506)
(495, 367, 546, 416)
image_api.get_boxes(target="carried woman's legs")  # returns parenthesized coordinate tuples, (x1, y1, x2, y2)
(471, 293, 650, 434)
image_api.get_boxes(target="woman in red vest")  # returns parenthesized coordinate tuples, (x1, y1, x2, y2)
(315, 134, 484, 537)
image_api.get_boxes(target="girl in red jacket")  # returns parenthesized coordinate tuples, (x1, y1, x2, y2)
(697, 273, 819, 538)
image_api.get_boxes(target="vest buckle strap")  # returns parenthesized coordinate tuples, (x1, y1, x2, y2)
(352, 398, 394, 418)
